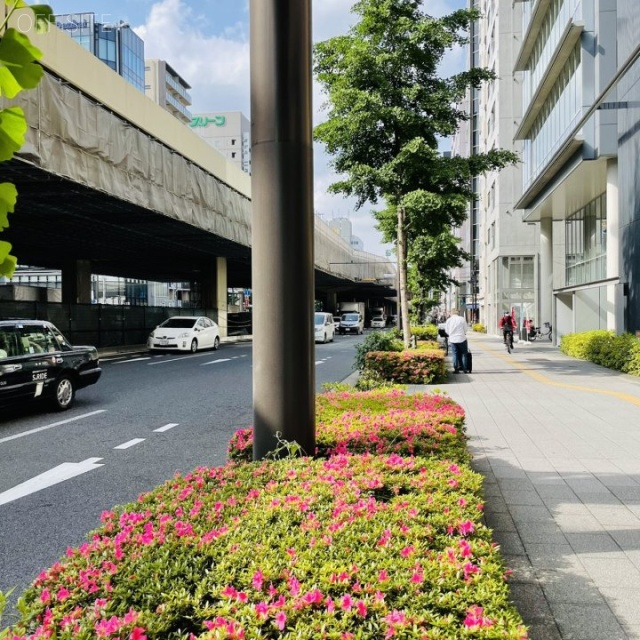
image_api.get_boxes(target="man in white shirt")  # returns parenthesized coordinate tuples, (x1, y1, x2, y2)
(444, 309, 469, 373)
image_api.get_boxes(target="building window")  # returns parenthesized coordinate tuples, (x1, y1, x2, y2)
(565, 193, 607, 286)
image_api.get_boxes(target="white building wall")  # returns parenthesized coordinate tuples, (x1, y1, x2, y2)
(190, 112, 251, 174)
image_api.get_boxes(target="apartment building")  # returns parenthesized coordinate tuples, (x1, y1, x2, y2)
(144, 59, 192, 124)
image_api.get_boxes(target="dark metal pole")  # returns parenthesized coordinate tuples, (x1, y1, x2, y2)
(250, 0, 315, 459)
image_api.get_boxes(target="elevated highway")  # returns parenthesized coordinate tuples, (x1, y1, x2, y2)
(0, 18, 395, 302)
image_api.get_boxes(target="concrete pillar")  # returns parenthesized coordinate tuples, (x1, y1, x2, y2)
(201, 258, 228, 337)
(250, 0, 315, 459)
(216, 258, 228, 338)
(605, 160, 621, 331)
(326, 291, 338, 315)
(539, 217, 553, 325)
(61, 260, 92, 304)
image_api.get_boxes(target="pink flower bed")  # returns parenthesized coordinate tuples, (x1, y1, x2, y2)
(228, 390, 467, 463)
(4, 455, 527, 639)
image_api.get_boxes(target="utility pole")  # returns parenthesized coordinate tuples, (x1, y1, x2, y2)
(250, 0, 315, 459)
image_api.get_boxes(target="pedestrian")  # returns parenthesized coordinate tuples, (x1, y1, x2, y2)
(444, 309, 469, 373)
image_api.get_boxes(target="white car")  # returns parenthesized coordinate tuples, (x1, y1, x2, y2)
(371, 315, 386, 329)
(148, 316, 220, 353)
(338, 312, 364, 335)
(314, 312, 335, 343)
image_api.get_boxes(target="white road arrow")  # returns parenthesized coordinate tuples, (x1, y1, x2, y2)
(0, 458, 104, 507)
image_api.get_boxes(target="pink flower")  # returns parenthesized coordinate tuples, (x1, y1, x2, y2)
(340, 594, 354, 611)
(378, 569, 389, 582)
(458, 520, 475, 536)
(130, 628, 147, 640)
(254, 602, 269, 620)
(251, 570, 264, 590)
(356, 600, 368, 617)
(56, 588, 70, 601)
(275, 611, 287, 631)
(463, 605, 494, 628)
(39, 589, 51, 604)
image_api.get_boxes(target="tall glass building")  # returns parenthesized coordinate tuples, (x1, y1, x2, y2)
(54, 13, 145, 93)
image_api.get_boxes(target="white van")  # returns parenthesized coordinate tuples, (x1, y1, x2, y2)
(314, 312, 335, 343)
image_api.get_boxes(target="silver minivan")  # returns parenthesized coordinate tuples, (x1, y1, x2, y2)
(314, 312, 335, 343)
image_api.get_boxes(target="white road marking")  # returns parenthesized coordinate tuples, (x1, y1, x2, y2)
(111, 357, 152, 364)
(0, 411, 107, 445)
(201, 358, 231, 366)
(0, 458, 104, 506)
(153, 423, 179, 433)
(114, 438, 145, 450)
(113, 438, 145, 449)
(148, 352, 218, 365)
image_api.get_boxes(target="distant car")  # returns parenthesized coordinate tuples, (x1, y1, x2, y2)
(338, 312, 364, 335)
(333, 316, 341, 327)
(371, 315, 386, 329)
(0, 319, 102, 412)
(148, 316, 220, 353)
(314, 312, 335, 343)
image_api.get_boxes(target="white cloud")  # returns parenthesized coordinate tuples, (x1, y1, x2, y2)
(136, 0, 465, 256)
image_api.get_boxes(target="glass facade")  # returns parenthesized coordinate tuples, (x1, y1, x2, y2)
(54, 13, 145, 93)
(565, 194, 607, 286)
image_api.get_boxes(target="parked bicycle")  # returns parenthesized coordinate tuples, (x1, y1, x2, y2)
(528, 322, 552, 341)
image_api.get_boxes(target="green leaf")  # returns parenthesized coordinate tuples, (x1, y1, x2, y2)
(0, 106, 27, 162)
(0, 239, 17, 277)
(0, 27, 44, 99)
(29, 5, 55, 32)
(0, 182, 17, 229)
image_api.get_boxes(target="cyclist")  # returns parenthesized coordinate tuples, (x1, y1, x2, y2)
(498, 311, 515, 348)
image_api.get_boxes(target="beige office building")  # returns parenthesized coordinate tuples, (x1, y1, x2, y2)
(190, 111, 251, 175)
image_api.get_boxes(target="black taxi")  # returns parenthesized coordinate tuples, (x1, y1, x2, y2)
(0, 320, 102, 412)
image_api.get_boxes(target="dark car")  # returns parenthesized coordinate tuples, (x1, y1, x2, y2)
(0, 320, 102, 412)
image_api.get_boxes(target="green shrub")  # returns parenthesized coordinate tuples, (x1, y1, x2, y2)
(364, 350, 447, 385)
(3, 455, 527, 640)
(354, 331, 403, 371)
(472, 323, 487, 333)
(560, 330, 640, 376)
(410, 325, 438, 341)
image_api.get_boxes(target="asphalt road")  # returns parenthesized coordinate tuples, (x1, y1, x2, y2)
(0, 334, 364, 617)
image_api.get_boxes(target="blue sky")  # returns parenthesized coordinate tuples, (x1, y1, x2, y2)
(49, 0, 468, 256)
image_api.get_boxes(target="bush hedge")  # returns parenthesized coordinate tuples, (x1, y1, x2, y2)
(410, 325, 439, 341)
(228, 389, 468, 464)
(560, 330, 640, 376)
(472, 323, 487, 334)
(3, 454, 527, 639)
(364, 349, 447, 385)
(354, 331, 404, 372)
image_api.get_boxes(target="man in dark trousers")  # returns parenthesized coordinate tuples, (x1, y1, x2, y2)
(444, 309, 469, 373)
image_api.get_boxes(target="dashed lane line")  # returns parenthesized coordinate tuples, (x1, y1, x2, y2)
(153, 423, 179, 433)
(113, 438, 146, 450)
(0, 410, 107, 445)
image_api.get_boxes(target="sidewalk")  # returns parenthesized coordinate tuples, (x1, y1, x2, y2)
(414, 332, 640, 640)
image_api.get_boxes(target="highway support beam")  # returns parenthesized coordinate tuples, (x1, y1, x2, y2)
(201, 257, 229, 338)
(250, 0, 315, 460)
(61, 260, 92, 304)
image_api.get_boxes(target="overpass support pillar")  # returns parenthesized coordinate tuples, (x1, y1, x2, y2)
(62, 260, 92, 304)
(326, 292, 337, 314)
(201, 257, 228, 337)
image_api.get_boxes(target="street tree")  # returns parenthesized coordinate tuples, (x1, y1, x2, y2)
(314, 0, 517, 346)
(0, 1, 52, 277)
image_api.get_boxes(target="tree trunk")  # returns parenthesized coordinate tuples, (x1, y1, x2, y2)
(397, 205, 411, 349)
